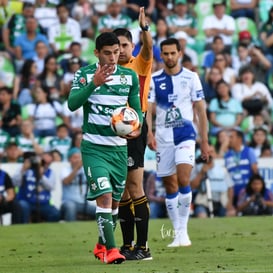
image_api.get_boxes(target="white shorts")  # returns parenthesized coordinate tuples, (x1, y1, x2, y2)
(156, 140, 196, 177)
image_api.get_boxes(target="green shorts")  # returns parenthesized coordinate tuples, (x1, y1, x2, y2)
(81, 140, 128, 202)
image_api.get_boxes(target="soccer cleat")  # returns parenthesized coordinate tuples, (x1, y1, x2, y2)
(105, 248, 126, 264)
(93, 243, 106, 262)
(180, 233, 192, 247)
(126, 246, 153, 261)
(167, 233, 192, 248)
(120, 245, 134, 260)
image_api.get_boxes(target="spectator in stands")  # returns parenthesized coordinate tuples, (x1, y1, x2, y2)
(26, 86, 63, 138)
(71, 0, 96, 38)
(202, 0, 235, 53)
(153, 17, 170, 48)
(70, 131, 82, 149)
(229, 0, 258, 21)
(0, 86, 21, 137)
(91, 0, 112, 17)
(260, 144, 273, 158)
(47, 3, 81, 56)
(50, 149, 62, 162)
(13, 151, 60, 223)
(33, 40, 50, 74)
(97, 0, 132, 33)
(46, 123, 72, 161)
(260, 6, 273, 49)
(248, 125, 272, 158)
(125, 0, 156, 22)
(13, 59, 38, 106)
(231, 43, 251, 77)
(62, 57, 82, 99)
(238, 30, 253, 48)
(0, 125, 10, 160)
(36, 54, 65, 102)
(174, 31, 198, 72)
(191, 144, 231, 218)
(155, 0, 173, 19)
(62, 100, 83, 136)
(214, 128, 230, 158)
(145, 171, 166, 219)
(242, 112, 273, 144)
(0, 0, 12, 50)
(237, 173, 273, 216)
(208, 52, 236, 87)
(166, 0, 197, 40)
(202, 35, 225, 74)
(231, 65, 273, 121)
(34, 0, 58, 33)
(202, 65, 223, 103)
(13, 16, 49, 73)
(2, 2, 42, 58)
(247, 45, 271, 84)
(0, 166, 21, 224)
(60, 147, 96, 221)
(58, 41, 88, 76)
(208, 79, 243, 136)
(224, 127, 259, 216)
(2, 141, 22, 163)
(15, 119, 44, 156)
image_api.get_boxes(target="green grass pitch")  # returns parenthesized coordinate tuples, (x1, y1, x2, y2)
(1, 217, 273, 273)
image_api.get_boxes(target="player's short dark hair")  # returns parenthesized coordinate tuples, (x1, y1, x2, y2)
(160, 38, 181, 52)
(95, 32, 120, 51)
(113, 28, 133, 43)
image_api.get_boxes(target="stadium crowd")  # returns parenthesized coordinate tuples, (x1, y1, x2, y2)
(1, 0, 273, 225)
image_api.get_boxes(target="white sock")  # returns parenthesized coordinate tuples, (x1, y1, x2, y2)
(165, 193, 180, 237)
(178, 191, 192, 232)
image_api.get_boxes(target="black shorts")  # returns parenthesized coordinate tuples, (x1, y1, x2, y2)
(127, 117, 148, 170)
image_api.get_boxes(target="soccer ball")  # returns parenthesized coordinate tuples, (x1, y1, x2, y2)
(110, 106, 140, 136)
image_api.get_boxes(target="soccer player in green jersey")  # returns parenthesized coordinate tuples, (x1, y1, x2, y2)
(68, 32, 143, 264)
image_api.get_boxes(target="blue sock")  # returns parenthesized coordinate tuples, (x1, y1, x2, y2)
(166, 191, 179, 199)
(179, 185, 191, 194)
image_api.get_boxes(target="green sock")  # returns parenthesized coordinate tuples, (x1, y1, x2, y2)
(96, 211, 116, 249)
(112, 208, 119, 231)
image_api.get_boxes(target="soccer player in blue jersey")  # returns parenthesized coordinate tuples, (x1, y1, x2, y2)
(147, 38, 210, 247)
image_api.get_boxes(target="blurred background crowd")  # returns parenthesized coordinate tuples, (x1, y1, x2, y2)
(1, 0, 273, 224)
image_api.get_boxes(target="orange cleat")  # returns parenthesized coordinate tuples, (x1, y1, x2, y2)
(105, 248, 126, 264)
(93, 243, 106, 262)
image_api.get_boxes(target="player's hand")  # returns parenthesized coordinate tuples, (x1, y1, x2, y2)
(123, 127, 141, 139)
(139, 7, 147, 29)
(200, 140, 210, 163)
(93, 64, 115, 86)
(147, 131, 156, 151)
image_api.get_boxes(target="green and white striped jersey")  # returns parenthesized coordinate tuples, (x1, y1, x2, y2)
(15, 135, 43, 153)
(68, 63, 142, 149)
(0, 130, 10, 154)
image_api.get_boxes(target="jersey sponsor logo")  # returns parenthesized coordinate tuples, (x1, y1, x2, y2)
(97, 177, 110, 190)
(119, 87, 130, 93)
(79, 77, 86, 85)
(160, 83, 166, 90)
(168, 94, 177, 102)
